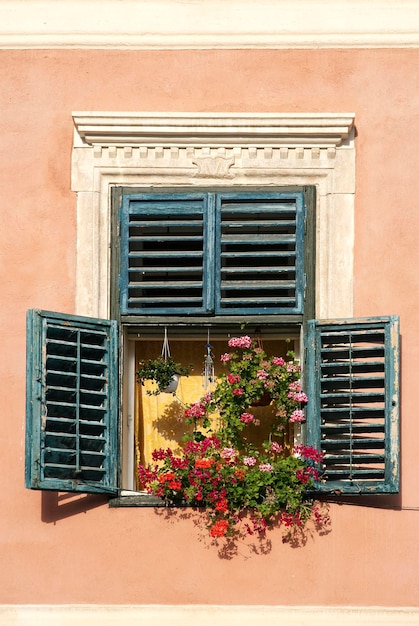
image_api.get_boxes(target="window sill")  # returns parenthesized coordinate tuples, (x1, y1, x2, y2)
(109, 492, 190, 507)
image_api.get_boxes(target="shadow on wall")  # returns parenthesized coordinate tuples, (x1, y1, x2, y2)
(324, 493, 402, 510)
(41, 491, 108, 523)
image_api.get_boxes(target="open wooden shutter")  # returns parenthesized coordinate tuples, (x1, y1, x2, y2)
(120, 193, 213, 315)
(306, 316, 400, 493)
(215, 192, 305, 315)
(25, 310, 119, 494)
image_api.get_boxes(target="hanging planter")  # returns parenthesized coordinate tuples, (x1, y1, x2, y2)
(161, 374, 179, 394)
(136, 328, 193, 396)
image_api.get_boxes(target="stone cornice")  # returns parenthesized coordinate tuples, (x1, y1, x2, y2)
(73, 112, 355, 149)
(1, 0, 419, 49)
(2, 605, 419, 625)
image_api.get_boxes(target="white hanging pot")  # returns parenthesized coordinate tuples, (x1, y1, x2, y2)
(161, 374, 179, 394)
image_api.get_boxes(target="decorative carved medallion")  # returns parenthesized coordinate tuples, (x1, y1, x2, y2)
(192, 156, 235, 178)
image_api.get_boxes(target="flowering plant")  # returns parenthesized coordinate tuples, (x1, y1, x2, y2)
(138, 336, 329, 541)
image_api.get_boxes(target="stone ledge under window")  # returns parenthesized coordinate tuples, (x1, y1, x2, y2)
(109, 493, 190, 507)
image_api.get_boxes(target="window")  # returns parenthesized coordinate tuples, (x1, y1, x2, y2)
(116, 188, 313, 479)
(25, 189, 400, 497)
(24, 111, 401, 500)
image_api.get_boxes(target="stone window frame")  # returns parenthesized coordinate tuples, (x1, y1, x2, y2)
(71, 112, 356, 323)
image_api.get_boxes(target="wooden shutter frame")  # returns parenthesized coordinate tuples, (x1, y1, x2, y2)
(25, 309, 119, 494)
(215, 191, 306, 315)
(305, 316, 400, 494)
(119, 192, 211, 315)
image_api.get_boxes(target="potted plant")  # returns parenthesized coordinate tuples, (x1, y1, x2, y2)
(138, 336, 330, 542)
(136, 356, 193, 395)
(137, 328, 193, 395)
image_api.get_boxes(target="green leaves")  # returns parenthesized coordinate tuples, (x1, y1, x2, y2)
(136, 357, 192, 395)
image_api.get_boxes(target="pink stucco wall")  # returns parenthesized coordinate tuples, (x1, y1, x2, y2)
(1, 49, 418, 606)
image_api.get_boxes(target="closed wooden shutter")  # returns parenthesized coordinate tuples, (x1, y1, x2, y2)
(306, 316, 400, 493)
(119, 191, 306, 317)
(120, 193, 212, 315)
(216, 192, 305, 314)
(25, 310, 119, 494)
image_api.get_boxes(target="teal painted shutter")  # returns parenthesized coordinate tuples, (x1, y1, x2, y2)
(25, 310, 119, 494)
(119, 190, 306, 317)
(120, 193, 213, 315)
(215, 192, 305, 315)
(306, 316, 400, 493)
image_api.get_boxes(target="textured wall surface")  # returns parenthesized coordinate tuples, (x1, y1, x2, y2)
(1, 47, 418, 609)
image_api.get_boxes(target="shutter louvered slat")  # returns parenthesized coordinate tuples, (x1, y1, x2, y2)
(320, 392, 386, 403)
(130, 236, 204, 243)
(220, 280, 296, 289)
(215, 297, 296, 305)
(322, 420, 384, 431)
(323, 438, 385, 449)
(221, 267, 295, 275)
(321, 375, 385, 388)
(306, 316, 400, 494)
(219, 201, 300, 212)
(326, 453, 385, 461)
(222, 234, 297, 244)
(129, 252, 203, 260)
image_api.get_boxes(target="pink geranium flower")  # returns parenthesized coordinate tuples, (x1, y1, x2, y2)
(289, 409, 306, 423)
(256, 369, 269, 380)
(272, 356, 285, 366)
(227, 336, 253, 349)
(259, 463, 273, 472)
(270, 442, 283, 454)
(287, 391, 308, 404)
(221, 447, 237, 460)
(288, 380, 302, 392)
(243, 456, 257, 466)
(240, 412, 255, 423)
